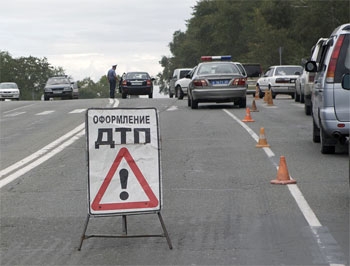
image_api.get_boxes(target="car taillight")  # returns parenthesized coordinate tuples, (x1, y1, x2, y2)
(146, 80, 152, 86)
(193, 79, 208, 86)
(231, 78, 246, 86)
(326, 34, 344, 83)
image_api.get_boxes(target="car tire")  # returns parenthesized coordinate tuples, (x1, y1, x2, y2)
(169, 91, 174, 98)
(313, 119, 320, 143)
(300, 93, 305, 103)
(122, 93, 127, 99)
(178, 87, 184, 100)
(305, 104, 311, 116)
(187, 96, 191, 107)
(236, 97, 246, 108)
(191, 99, 198, 109)
(320, 126, 335, 154)
(44, 95, 49, 101)
(149, 93, 153, 98)
(295, 91, 300, 102)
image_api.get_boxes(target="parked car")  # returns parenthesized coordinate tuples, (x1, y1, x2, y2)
(305, 23, 350, 154)
(169, 68, 192, 98)
(44, 76, 79, 100)
(187, 55, 247, 109)
(295, 38, 327, 115)
(242, 63, 263, 96)
(257, 65, 302, 99)
(120, 72, 154, 98)
(0, 82, 20, 100)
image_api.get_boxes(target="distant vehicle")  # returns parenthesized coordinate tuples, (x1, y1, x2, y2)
(187, 55, 247, 109)
(305, 23, 350, 154)
(120, 72, 154, 99)
(169, 68, 192, 98)
(257, 65, 302, 99)
(44, 76, 79, 101)
(242, 63, 263, 96)
(174, 74, 192, 100)
(0, 82, 20, 101)
(295, 38, 327, 115)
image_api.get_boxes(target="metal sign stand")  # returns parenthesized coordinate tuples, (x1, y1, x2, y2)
(78, 212, 172, 250)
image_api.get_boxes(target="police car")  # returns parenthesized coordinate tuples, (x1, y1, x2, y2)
(187, 55, 247, 109)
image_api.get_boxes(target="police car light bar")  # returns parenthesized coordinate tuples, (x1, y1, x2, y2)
(201, 55, 232, 61)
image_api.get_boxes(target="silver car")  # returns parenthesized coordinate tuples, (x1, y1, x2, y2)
(187, 56, 247, 109)
(0, 82, 20, 100)
(305, 23, 350, 154)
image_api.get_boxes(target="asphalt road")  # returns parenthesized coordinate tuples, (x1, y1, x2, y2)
(0, 92, 349, 265)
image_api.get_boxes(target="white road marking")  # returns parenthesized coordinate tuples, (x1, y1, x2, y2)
(4, 111, 26, 117)
(0, 123, 85, 179)
(223, 108, 345, 266)
(166, 106, 178, 111)
(36, 110, 55, 115)
(69, 109, 86, 113)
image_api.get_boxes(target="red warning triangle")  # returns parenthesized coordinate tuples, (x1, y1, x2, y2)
(91, 147, 159, 211)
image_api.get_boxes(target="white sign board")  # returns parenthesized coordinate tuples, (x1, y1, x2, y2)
(86, 108, 161, 215)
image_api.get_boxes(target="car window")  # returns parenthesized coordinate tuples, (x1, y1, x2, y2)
(179, 70, 190, 79)
(0, 83, 18, 89)
(275, 67, 302, 76)
(47, 78, 69, 85)
(198, 63, 239, 75)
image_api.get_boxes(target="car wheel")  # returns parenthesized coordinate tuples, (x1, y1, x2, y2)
(169, 91, 174, 98)
(320, 126, 335, 154)
(313, 118, 320, 143)
(235, 97, 246, 108)
(305, 103, 311, 116)
(295, 90, 300, 102)
(300, 93, 305, 103)
(187, 96, 191, 107)
(44, 95, 49, 101)
(191, 99, 198, 109)
(178, 87, 184, 100)
(291, 93, 295, 99)
(122, 93, 127, 99)
(149, 93, 153, 98)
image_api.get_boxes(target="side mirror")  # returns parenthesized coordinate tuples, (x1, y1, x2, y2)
(341, 73, 350, 90)
(305, 61, 317, 72)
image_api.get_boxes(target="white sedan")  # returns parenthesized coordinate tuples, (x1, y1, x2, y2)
(0, 82, 20, 100)
(257, 65, 302, 99)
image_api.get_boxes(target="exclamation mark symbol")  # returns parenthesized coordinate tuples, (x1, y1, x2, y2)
(119, 168, 129, 200)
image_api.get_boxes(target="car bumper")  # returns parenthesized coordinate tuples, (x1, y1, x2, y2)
(45, 91, 73, 98)
(190, 88, 246, 101)
(271, 85, 296, 93)
(320, 108, 350, 137)
(122, 86, 152, 95)
(0, 93, 20, 99)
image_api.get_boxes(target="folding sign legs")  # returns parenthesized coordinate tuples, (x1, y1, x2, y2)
(78, 212, 172, 250)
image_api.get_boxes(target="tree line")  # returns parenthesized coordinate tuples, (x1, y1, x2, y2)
(1, 0, 349, 99)
(0, 51, 111, 100)
(158, 0, 349, 91)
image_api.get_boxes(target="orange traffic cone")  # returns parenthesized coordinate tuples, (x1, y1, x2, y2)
(251, 99, 259, 112)
(242, 107, 254, 122)
(256, 127, 270, 148)
(267, 91, 274, 106)
(271, 156, 296, 185)
(263, 90, 268, 103)
(254, 85, 260, 99)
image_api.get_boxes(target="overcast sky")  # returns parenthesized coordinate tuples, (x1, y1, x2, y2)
(0, 0, 198, 81)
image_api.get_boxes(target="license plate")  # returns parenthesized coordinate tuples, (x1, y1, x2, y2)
(211, 80, 229, 85)
(131, 82, 142, 86)
(53, 90, 62, 94)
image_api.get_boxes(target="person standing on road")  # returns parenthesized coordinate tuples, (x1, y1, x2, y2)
(107, 64, 118, 98)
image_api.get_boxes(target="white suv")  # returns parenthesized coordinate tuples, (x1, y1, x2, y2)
(169, 68, 192, 99)
(305, 23, 350, 154)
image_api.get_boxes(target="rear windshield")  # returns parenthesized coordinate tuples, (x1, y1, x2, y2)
(274, 66, 302, 76)
(126, 72, 149, 79)
(242, 64, 262, 77)
(198, 63, 240, 75)
(47, 77, 70, 85)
